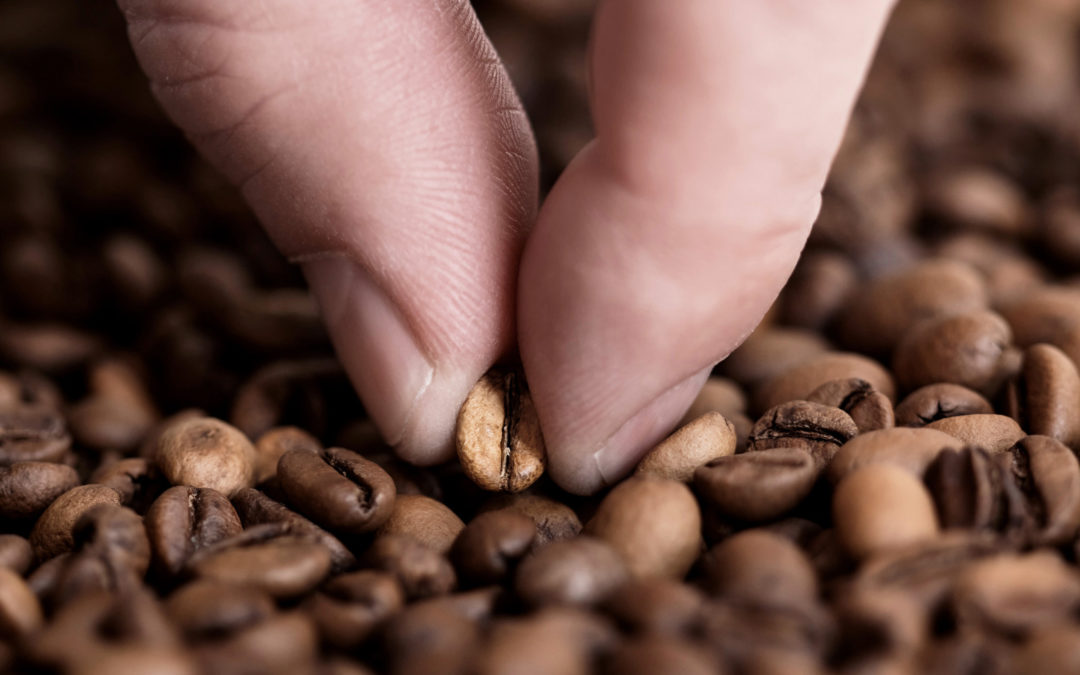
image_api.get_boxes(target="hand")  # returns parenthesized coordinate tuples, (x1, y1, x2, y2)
(117, 0, 895, 494)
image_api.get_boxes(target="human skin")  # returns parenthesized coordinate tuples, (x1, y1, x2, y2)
(117, 0, 896, 494)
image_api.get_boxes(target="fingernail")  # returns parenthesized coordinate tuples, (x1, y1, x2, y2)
(301, 255, 434, 448)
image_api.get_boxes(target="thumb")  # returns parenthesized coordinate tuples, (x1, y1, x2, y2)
(519, 0, 896, 494)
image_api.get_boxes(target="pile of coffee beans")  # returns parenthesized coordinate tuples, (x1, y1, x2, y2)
(5, 0, 1080, 672)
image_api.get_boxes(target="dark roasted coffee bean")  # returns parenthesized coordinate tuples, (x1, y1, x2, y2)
(828, 427, 963, 482)
(806, 378, 894, 433)
(377, 495, 465, 555)
(834, 464, 939, 560)
(515, 536, 628, 607)
(145, 486, 243, 577)
(701, 530, 818, 610)
(278, 446, 396, 534)
(30, 484, 122, 562)
(456, 369, 546, 492)
(166, 580, 276, 639)
(604, 636, 719, 675)
(694, 447, 818, 522)
(451, 510, 535, 586)
(53, 504, 150, 604)
(1006, 343, 1080, 448)
(365, 534, 456, 600)
(156, 416, 256, 497)
(893, 310, 1015, 396)
(995, 435, 1080, 545)
(926, 414, 1025, 454)
(188, 528, 332, 598)
(924, 447, 1009, 532)
(748, 400, 858, 466)
(90, 457, 160, 509)
(754, 352, 896, 414)
(253, 426, 320, 484)
(586, 477, 701, 579)
(305, 570, 404, 650)
(0, 405, 70, 465)
(0, 566, 43, 639)
(894, 383, 994, 427)
(478, 493, 582, 546)
(635, 412, 736, 482)
(0, 535, 31, 574)
(228, 359, 342, 441)
(231, 488, 355, 572)
(0, 460, 79, 520)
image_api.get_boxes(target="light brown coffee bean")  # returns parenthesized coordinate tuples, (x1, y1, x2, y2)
(720, 327, 830, 387)
(253, 426, 320, 484)
(1006, 343, 1080, 448)
(828, 427, 963, 482)
(30, 484, 122, 561)
(365, 534, 456, 600)
(893, 309, 1014, 396)
(635, 412, 736, 482)
(603, 577, 705, 636)
(278, 446, 396, 534)
(455, 369, 545, 492)
(145, 486, 243, 577)
(586, 477, 701, 579)
(747, 400, 858, 466)
(156, 417, 255, 497)
(694, 447, 819, 522)
(515, 536, 628, 607)
(834, 464, 939, 560)
(894, 383, 994, 427)
(479, 493, 582, 546)
(701, 530, 818, 609)
(0, 460, 79, 520)
(754, 352, 896, 414)
(189, 531, 332, 598)
(926, 414, 1025, 453)
(450, 510, 535, 586)
(806, 378, 894, 433)
(377, 495, 465, 555)
(305, 570, 404, 650)
(0, 565, 42, 639)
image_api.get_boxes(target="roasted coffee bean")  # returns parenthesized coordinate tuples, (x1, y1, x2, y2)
(635, 412, 736, 482)
(603, 577, 705, 636)
(451, 510, 535, 586)
(694, 447, 819, 522)
(515, 536, 628, 607)
(604, 636, 720, 675)
(166, 579, 276, 640)
(828, 427, 963, 482)
(0, 405, 70, 464)
(383, 599, 480, 675)
(952, 551, 1080, 637)
(231, 488, 355, 573)
(377, 495, 465, 555)
(145, 486, 243, 577)
(831, 587, 926, 666)
(476, 607, 617, 675)
(747, 400, 858, 466)
(893, 309, 1015, 396)
(779, 250, 858, 331)
(754, 352, 896, 414)
(682, 377, 747, 423)
(806, 378, 894, 433)
(0, 460, 79, 520)
(156, 416, 256, 497)
(479, 493, 582, 546)
(926, 414, 1026, 453)
(924, 165, 1028, 235)
(995, 435, 1080, 544)
(188, 529, 332, 599)
(894, 383, 994, 427)
(456, 369, 545, 493)
(277, 446, 396, 534)
(52, 504, 150, 604)
(834, 464, 939, 560)
(228, 358, 342, 441)
(0, 565, 43, 639)
(1000, 287, 1080, 366)
(924, 446, 1010, 532)
(701, 530, 818, 610)
(586, 477, 701, 579)
(305, 570, 404, 650)
(68, 358, 158, 452)
(365, 534, 456, 600)
(194, 611, 319, 675)
(1006, 343, 1080, 448)
(90, 457, 160, 509)
(253, 426, 320, 484)
(138, 409, 205, 462)
(834, 259, 988, 356)
(0, 535, 31, 574)
(720, 327, 830, 387)
(698, 596, 832, 669)
(30, 484, 122, 562)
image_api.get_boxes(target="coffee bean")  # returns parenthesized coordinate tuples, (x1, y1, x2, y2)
(0, 566, 42, 639)
(377, 495, 465, 555)
(145, 486, 243, 577)
(1012, 624, 1080, 674)
(0, 460, 79, 520)
(831, 587, 926, 666)
(455, 369, 545, 493)
(166, 579, 276, 639)
(586, 477, 701, 579)
(926, 414, 1026, 453)
(305, 570, 404, 650)
(515, 536, 628, 607)
(277, 446, 396, 534)
(365, 534, 456, 600)
(231, 488, 355, 573)
(806, 378, 894, 433)
(720, 327, 831, 387)
(681, 377, 747, 423)
(156, 417, 256, 497)
(604, 636, 720, 675)
(748, 400, 858, 466)
(779, 250, 858, 331)
(602, 577, 705, 636)
(476, 608, 616, 675)
(834, 464, 939, 560)
(194, 611, 319, 675)
(451, 510, 535, 586)
(694, 447, 819, 522)
(30, 484, 122, 562)
(0, 405, 70, 464)
(827, 427, 963, 482)
(383, 599, 479, 675)
(253, 426, 320, 484)
(1006, 343, 1080, 448)
(924, 446, 1011, 532)
(228, 358, 342, 441)
(68, 358, 158, 453)
(698, 597, 831, 670)
(635, 412, 736, 482)
(1000, 287, 1080, 366)
(478, 493, 581, 546)
(0, 535, 31, 575)
(754, 352, 896, 414)
(71, 646, 198, 675)
(893, 309, 1015, 396)
(894, 383, 994, 427)
(996, 435, 1080, 545)
(188, 529, 332, 599)
(701, 531, 818, 610)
